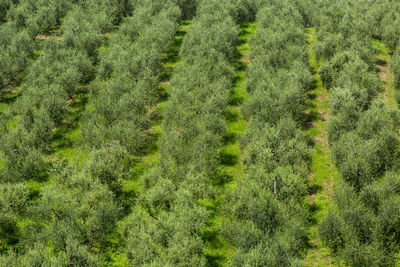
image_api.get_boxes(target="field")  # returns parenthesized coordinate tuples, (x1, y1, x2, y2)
(1, 0, 400, 266)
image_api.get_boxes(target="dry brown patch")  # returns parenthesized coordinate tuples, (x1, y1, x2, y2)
(314, 134, 329, 151)
(147, 106, 160, 120)
(375, 55, 395, 105)
(378, 65, 389, 81)
(77, 85, 90, 90)
(318, 92, 329, 103)
(310, 193, 316, 205)
(48, 156, 59, 162)
(160, 80, 170, 87)
(36, 34, 49, 40)
(323, 178, 333, 200)
(320, 111, 328, 122)
(62, 120, 72, 126)
(36, 34, 62, 41)
(242, 51, 251, 65)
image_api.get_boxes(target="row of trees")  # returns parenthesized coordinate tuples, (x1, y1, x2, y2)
(366, 0, 400, 50)
(83, 0, 181, 153)
(5, 0, 400, 265)
(0, 0, 137, 264)
(118, 0, 254, 265)
(222, 0, 312, 265)
(372, 1, 400, 96)
(0, 1, 103, 181)
(0, 0, 203, 264)
(0, 0, 76, 90)
(0, 0, 135, 182)
(0, 158, 125, 265)
(0, 0, 136, 91)
(312, 0, 400, 265)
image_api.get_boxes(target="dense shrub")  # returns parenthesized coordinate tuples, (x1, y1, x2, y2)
(1, 163, 120, 265)
(0, 0, 16, 22)
(3, 0, 400, 265)
(87, 143, 130, 194)
(381, 10, 400, 50)
(0, 183, 29, 251)
(0, 128, 45, 181)
(391, 45, 400, 90)
(320, 173, 400, 266)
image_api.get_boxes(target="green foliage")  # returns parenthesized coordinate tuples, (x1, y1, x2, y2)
(315, 1, 400, 264)
(87, 143, 130, 193)
(119, 0, 253, 265)
(83, 0, 180, 154)
(6, 0, 74, 36)
(0, 27, 33, 89)
(119, 0, 180, 49)
(0, 0, 124, 182)
(0, 163, 120, 263)
(0, 0, 16, 22)
(0, 183, 29, 251)
(84, 0, 134, 28)
(60, 10, 103, 58)
(222, 1, 311, 265)
(0, 128, 45, 181)
(0, 0, 181, 264)
(122, 202, 209, 266)
(3, 0, 400, 265)
(180, 11, 239, 61)
(319, 212, 345, 253)
(320, 174, 400, 266)
(381, 9, 400, 50)
(32, 167, 120, 248)
(392, 45, 400, 90)
(175, 0, 198, 19)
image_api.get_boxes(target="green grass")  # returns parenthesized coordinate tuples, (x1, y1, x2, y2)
(0, 102, 7, 112)
(202, 22, 255, 267)
(373, 39, 390, 57)
(304, 28, 341, 266)
(48, 87, 90, 164)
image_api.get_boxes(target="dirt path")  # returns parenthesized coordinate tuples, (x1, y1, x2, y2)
(373, 39, 397, 107)
(304, 27, 341, 266)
